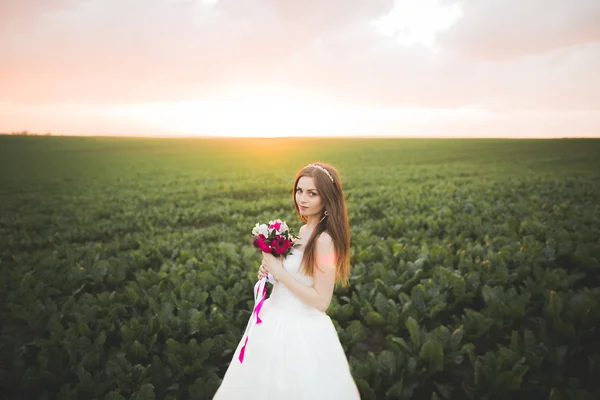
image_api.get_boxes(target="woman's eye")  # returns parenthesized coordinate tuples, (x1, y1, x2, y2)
(296, 188, 317, 196)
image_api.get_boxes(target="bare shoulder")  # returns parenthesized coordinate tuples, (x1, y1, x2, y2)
(315, 232, 335, 270)
(299, 224, 307, 235)
(298, 224, 308, 241)
(316, 232, 334, 252)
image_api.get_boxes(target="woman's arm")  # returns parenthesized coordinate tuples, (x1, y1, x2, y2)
(275, 232, 336, 313)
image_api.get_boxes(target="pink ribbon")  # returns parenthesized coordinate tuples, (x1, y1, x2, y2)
(239, 278, 268, 363)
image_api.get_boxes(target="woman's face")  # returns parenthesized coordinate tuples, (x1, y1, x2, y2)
(295, 176, 324, 219)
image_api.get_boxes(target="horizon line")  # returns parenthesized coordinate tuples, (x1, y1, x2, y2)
(2, 132, 599, 140)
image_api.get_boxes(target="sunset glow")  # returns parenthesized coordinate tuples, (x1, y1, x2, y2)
(0, 0, 598, 138)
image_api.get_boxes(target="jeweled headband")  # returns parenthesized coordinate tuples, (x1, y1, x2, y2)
(306, 164, 334, 183)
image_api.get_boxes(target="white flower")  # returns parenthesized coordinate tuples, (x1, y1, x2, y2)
(258, 223, 269, 237)
(252, 223, 270, 237)
(279, 221, 289, 234)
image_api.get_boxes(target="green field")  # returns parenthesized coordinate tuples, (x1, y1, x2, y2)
(1, 135, 599, 399)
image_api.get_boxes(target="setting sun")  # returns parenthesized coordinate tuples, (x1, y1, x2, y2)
(110, 85, 362, 137)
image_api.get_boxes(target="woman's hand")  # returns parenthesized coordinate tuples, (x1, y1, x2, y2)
(257, 264, 268, 280)
(262, 252, 285, 281)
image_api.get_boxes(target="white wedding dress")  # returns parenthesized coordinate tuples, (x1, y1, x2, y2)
(213, 248, 361, 399)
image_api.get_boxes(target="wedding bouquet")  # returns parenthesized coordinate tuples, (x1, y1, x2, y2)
(251, 219, 299, 283)
(239, 219, 299, 363)
(251, 219, 298, 257)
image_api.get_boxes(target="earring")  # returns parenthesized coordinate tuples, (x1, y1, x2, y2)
(319, 210, 328, 223)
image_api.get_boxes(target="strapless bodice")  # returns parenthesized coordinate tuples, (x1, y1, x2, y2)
(268, 248, 323, 315)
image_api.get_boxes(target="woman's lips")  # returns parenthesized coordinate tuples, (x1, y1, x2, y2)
(300, 206, 308, 211)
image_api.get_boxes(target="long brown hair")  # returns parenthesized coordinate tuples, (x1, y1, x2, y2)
(293, 162, 351, 287)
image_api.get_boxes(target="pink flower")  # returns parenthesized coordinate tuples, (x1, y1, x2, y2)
(274, 245, 286, 255)
(251, 220, 295, 256)
(259, 240, 272, 253)
(269, 221, 282, 231)
(271, 235, 292, 255)
(254, 236, 270, 253)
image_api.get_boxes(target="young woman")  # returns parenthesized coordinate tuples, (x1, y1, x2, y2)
(213, 162, 360, 399)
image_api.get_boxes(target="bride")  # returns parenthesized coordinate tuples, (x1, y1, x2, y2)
(213, 162, 361, 399)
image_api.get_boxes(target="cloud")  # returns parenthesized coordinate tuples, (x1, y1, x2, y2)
(0, 0, 598, 115)
(439, 0, 600, 60)
(239, 0, 393, 30)
(0, 0, 75, 29)
(0, 0, 393, 102)
(277, 30, 600, 111)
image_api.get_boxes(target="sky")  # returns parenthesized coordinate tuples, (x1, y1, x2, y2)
(1, 0, 599, 138)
